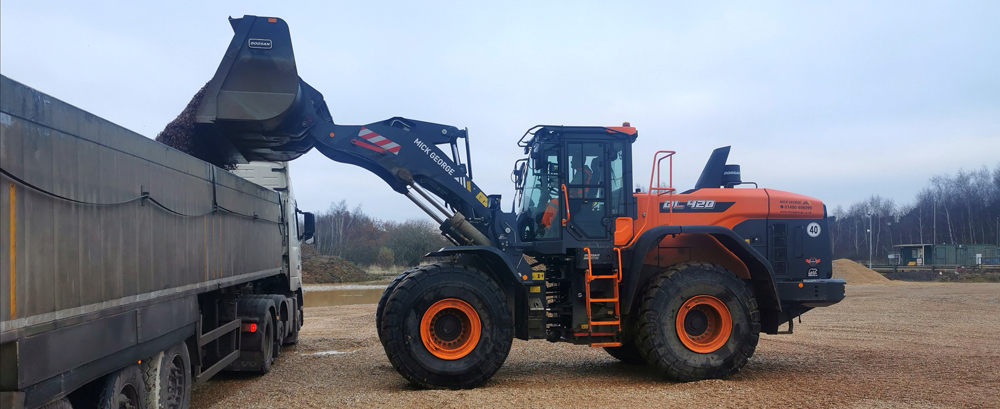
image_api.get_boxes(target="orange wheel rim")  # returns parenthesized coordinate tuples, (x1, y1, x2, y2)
(420, 298, 481, 360)
(675, 295, 732, 353)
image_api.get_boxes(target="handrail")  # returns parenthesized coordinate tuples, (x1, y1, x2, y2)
(614, 247, 623, 281)
(561, 184, 570, 226)
(583, 247, 594, 328)
(625, 150, 676, 248)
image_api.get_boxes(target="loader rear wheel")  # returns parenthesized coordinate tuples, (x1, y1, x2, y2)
(377, 268, 417, 342)
(379, 263, 512, 389)
(636, 262, 760, 382)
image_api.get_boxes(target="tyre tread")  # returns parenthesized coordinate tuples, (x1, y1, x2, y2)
(635, 262, 760, 382)
(380, 263, 512, 389)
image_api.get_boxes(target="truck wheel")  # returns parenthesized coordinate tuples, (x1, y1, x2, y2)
(376, 268, 417, 342)
(380, 263, 512, 389)
(143, 342, 191, 409)
(283, 304, 303, 345)
(258, 311, 276, 374)
(97, 365, 147, 409)
(272, 318, 283, 360)
(603, 338, 646, 365)
(636, 262, 760, 382)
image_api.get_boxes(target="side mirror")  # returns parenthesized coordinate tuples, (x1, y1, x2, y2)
(300, 211, 315, 243)
(513, 160, 526, 187)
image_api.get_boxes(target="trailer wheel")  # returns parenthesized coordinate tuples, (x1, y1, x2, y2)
(376, 268, 417, 342)
(380, 263, 512, 389)
(603, 338, 646, 365)
(143, 341, 191, 409)
(636, 262, 760, 382)
(38, 398, 72, 409)
(97, 364, 147, 409)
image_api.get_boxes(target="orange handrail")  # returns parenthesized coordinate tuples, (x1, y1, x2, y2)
(624, 150, 676, 248)
(561, 184, 570, 226)
(584, 247, 593, 321)
(614, 247, 623, 281)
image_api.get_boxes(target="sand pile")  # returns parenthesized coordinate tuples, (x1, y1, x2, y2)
(832, 259, 890, 285)
(155, 84, 238, 169)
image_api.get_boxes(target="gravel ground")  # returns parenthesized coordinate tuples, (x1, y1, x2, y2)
(192, 283, 1000, 408)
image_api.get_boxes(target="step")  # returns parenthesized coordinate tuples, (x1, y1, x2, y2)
(590, 342, 623, 348)
(588, 298, 619, 303)
(573, 332, 617, 337)
(589, 320, 620, 326)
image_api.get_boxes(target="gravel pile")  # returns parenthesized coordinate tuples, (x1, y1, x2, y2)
(155, 84, 238, 169)
(301, 246, 376, 284)
(192, 282, 1000, 408)
(833, 258, 891, 285)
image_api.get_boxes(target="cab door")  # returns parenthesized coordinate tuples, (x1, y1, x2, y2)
(563, 141, 608, 241)
(562, 141, 628, 244)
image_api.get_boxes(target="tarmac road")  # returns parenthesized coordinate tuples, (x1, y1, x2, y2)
(192, 282, 1000, 408)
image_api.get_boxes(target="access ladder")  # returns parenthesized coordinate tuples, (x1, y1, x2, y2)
(581, 247, 623, 347)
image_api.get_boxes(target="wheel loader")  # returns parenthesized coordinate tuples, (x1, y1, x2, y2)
(192, 15, 845, 388)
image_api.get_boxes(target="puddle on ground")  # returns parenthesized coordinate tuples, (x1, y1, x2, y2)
(307, 349, 360, 356)
(304, 287, 386, 307)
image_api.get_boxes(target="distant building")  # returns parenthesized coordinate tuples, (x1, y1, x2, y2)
(894, 244, 1000, 266)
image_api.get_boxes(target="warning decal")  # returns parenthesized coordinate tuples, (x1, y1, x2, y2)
(358, 127, 401, 154)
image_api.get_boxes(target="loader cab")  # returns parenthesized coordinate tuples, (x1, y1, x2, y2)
(514, 125, 636, 254)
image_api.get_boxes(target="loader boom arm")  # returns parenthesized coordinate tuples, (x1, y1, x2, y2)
(195, 15, 495, 245)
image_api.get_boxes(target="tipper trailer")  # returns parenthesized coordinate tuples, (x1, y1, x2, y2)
(0, 75, 315, 409)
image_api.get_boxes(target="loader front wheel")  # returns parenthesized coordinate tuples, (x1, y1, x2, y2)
(636, 262, 760, 382)
(379, 263, 512, 389)
(376, 268, 417, 342)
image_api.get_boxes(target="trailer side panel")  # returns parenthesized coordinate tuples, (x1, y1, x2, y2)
(0, 75, 284, 395)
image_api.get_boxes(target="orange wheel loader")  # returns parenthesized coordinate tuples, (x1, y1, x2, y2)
(192, 15, 846, 389)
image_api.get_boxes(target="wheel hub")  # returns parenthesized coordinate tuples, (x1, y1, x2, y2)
(118, 384, 140, 409)
(675, 295, 733, 354)
(420, 298, 482, 360)
(684, 309, 709, 336)
(164, 356, 185, 408)
(433, 314, 463, 342)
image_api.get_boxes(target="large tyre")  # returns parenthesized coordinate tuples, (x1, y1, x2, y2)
(283, 302, 302, 345)
(257, 311, 276, 374)
(636, 262, 760, 382)
(38, 398, 73, 409)
(98, 365, 147, 409)
(376, 268, 417, 342)
(380, 263, 512, 389)
(143, 342, 191, 409)
(603, 338, 646, 365)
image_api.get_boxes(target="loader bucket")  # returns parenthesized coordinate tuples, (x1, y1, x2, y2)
(194, 15, 318, 162)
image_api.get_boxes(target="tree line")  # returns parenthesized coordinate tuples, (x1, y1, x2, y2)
(829, 164, 1000, 263)
(310, 200, 448, 267)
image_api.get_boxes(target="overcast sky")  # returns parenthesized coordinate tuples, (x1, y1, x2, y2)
(2, 1, 998, 221)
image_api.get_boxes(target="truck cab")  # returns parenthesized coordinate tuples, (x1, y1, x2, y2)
(231, 161, 314, 293)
